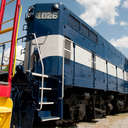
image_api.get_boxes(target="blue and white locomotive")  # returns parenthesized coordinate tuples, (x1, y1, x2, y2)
(12, 3, 128, 127)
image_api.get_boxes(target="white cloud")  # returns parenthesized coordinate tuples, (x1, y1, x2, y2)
(110, 36, 128, 57)
(110, 36, 128, 48)
(122, 0, 128, 8)
(120, 21, 128, 26)
(76, 0, 121, 26)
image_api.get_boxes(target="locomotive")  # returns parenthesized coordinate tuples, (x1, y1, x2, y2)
(9, 3, 128, 127)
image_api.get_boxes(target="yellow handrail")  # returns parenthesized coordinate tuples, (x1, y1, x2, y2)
(6, 0, 15, 6)
(0, 27, 13, 34)
(0, 40, 11, 46)
(13, 5, 22, 77)
(2, 18, 14, 25)
(0, 65, 8, 67)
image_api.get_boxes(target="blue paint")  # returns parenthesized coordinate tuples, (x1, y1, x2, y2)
(27, 3, 128, 120)
(34, 56, 128, 93)
(27, 3, 128, 71)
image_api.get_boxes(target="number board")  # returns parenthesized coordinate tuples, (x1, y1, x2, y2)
(35, 12, 58, 20)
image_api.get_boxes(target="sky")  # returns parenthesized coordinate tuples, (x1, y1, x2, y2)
(0, 0, 128, 60)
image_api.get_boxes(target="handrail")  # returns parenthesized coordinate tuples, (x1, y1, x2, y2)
(6, 0, 15, 6)
(0, 35, 27, 46)
(2, 18, 14, 25)
(13, 5, 22, 76)
(0, 65, 8, 67)
(0, 40, 11, 46)
(8, 0, 21, 83)
(33, 33, 45, 111)
(0, 27, 13, 34)
(1, 55, 23, 61)
(0, 0, 6, 30)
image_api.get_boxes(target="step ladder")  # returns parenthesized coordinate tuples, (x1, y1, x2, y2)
(31, 33, 64, 122)
(0, 0, 21, 97)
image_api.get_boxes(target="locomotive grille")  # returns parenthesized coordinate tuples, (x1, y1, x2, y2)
(65, 39, 71, 51)
(64, 50, 71, 59)
(64, 38, 71, 60)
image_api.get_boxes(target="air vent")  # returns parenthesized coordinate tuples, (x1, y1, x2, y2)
(64, 38, 71, 60)
(64, 50, 71, 59)
(65, 39, 71, 51)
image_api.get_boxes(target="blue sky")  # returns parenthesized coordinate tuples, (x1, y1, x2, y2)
(1, 0, 128, 58)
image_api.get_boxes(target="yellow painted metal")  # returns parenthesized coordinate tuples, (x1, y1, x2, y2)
(2, 18, 14, 25)
(6, 0, 15, 6)
(13, 5, 22, 77)
(0, 97, 13, 128)
(0, 40, 11, 46)
(0, 27, 13, 34)
(0, 65, 8, 67)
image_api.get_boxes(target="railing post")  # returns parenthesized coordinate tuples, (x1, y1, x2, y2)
(0, 0, 6, 30)
(8, 0, 21, 86)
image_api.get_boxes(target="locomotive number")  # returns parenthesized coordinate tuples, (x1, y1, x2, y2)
(35, 12, 58, 20)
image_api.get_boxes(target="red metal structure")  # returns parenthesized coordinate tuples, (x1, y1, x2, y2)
(0, 0, 21, 97)
(0, 0, 6, 30)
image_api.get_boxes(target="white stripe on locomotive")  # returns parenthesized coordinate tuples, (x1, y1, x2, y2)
(28, 34, 127, 81)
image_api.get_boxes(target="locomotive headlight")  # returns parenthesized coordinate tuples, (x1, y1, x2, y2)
(28, 6, 34, 13)
(26, 6, 35, 22)
(53, 3, 60, 10)
(28, 8, 32, 12)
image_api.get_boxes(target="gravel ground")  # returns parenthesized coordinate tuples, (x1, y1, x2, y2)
(77, 113, 128, 128)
